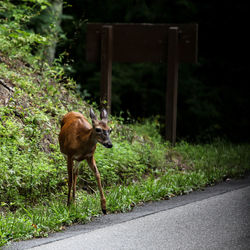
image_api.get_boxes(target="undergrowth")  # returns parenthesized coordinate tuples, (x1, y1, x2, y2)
(0, 0, 250, 247)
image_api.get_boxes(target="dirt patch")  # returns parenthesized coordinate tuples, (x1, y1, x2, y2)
(0, 78, 15, 106)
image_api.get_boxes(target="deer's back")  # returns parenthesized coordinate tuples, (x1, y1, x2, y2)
(59, 112, 93, 156)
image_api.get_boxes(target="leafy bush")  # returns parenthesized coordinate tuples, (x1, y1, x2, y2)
(0, 0, 51, 60)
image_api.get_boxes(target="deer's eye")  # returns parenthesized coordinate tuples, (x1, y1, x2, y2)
(95, 128, 102, 133)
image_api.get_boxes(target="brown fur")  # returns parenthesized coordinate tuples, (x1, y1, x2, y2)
(59, 110, 112, 214)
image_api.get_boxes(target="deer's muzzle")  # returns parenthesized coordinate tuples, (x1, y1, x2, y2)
(103, 142, 113, 148)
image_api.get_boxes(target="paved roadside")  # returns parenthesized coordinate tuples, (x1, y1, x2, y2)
(5, 176, 250, 250)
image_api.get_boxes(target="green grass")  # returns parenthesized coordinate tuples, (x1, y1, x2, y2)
(1, 140, 249, 247)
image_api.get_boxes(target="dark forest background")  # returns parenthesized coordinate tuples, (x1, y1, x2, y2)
(33, 0, 249, 142)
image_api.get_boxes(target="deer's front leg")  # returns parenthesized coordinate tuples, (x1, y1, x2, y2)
(87, 156, 106, 214)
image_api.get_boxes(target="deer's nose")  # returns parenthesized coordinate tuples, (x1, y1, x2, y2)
(103, 142, 113, 148)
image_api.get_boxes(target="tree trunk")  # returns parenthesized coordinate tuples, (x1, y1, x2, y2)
(46, 0, 63, 65)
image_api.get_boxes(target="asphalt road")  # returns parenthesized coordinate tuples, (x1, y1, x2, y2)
(5, 176, 250, 250)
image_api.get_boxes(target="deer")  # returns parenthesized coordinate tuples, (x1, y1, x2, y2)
(59, 108, 112, 214)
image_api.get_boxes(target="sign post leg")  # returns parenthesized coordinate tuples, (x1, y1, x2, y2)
(100, 25, 113, 114)
(166, 27, 179, 146)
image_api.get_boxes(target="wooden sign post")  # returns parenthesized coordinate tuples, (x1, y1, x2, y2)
(100, 25, 113, 114)
(86, 23, 198, 145)
(166, 27, 179, 144)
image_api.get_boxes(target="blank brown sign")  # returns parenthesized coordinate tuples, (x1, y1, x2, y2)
(86, 23, 198, 64)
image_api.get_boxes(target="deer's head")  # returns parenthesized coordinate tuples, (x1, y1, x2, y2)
(90, 108, 113, 148)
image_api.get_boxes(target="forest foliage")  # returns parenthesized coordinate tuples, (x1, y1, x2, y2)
(57, 0, 249, 142)
(2, 0, 248, 142)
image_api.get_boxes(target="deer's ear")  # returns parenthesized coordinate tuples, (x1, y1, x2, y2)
(100, 109, 108, 122)
(90, 108, 97, 122)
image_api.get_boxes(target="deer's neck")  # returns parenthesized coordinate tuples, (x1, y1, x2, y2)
(88, 129, 97, 146)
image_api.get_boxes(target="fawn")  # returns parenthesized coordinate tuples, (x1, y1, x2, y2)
(59, 108, 112, 214)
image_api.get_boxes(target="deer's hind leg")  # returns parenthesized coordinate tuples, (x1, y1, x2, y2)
(72, 161, 79, 201)
(67, 156, 74, 206)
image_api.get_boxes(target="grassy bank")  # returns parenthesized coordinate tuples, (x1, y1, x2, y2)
(1, 137, 249, 247)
